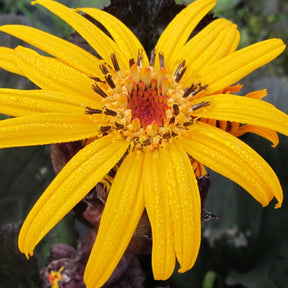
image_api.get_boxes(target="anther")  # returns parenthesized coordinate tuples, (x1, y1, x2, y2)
(100, 125, 112, 132)
(150, 49, 156, 67)
(99, 63, 109, 75)
(169, 116, 175, 124)
(114, 122, 125, 130)
(105, 74, 116, 89)
(183, 84, 196, 98)
(129, 58, 135, 68)
(90, 76, 105, 83)
(183, 121, 193, 127)
(174, 60, 186, 82)
(104, 108, 118, 116)
(142, 138, 152, 146)
(137, 49, 143, 67)
(163, 132, 172, 139)
(85, 107, 103, 114)
(110, 53, 120, 72)
(159, 52, 165, 68)
(191, 84, 208, 96)
(191, 101, 209, 111)
(92, 83, 108, 98)
(172, 103, 180, 116)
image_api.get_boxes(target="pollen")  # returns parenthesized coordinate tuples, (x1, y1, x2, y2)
(87, 52, 209, 151)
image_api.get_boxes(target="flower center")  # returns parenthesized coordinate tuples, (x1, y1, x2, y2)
(127, 70, 169, 129)
(86, 51, 209, 151)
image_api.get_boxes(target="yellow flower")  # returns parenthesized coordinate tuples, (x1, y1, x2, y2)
(0, 0, 287, 287)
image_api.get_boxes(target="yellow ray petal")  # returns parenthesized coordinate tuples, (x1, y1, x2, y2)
(160, 143, 201, 272)
(0, 113, 100, 148)
(19, 136, 128, 257)
(84, 151, 144, 288)
(0, 89, 100, 116)
(201, 39, 286, 93)
(77, 7, 149, 66)
(14, 46, 98, 100)
(156, 0, 216, 66)
(143, 150, 176, 280)
(0, 47, 24, 76)
(181, 19, 240, 84)
(193, 94, 288, 136)
(32, 0, 128, 69)
(0, 25, 101, 77)
(181, 122, 282, 207)
(237, 125, 279, 148)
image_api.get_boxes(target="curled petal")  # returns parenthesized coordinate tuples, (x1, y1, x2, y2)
(19, 136, 129, 257)
(181, 19, 240, 83)
(77, 7, 149, 66)
(0, 25, 101, 77)
(193, 94, 288, 137)
(143, 150, 176, 280)
(201, 39, 286, 93)
(84, 151, 145, 288)
(237, 125, 279, 148)
(181, 122, 283, 208)
(32, 0, 128, 69)
(156, 0, 216, 66)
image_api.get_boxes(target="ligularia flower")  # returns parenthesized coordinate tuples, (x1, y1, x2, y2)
(0, 0, 287, 287)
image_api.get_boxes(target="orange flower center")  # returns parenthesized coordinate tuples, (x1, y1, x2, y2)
(127, 80, 169, 129)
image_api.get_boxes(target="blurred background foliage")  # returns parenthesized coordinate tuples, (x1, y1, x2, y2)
(0, 0, 287, 287)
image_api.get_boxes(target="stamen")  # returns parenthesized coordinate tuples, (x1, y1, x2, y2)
(129, 58, 135, 68)
(100, 125, 112, 132)
(191, 84, 208, 96)
(175, 66, 187, 83)
(142, 68, 152, 87)
(130, 65, 140, 83)
(114, 122, 125, 130)
(159, 52, 165, 68)
(151, 78, 157, 89)
(174, 60, 185, 77)
(163, 132, 172, 139)
(85, 107, 102, 114)
(110, 53, 120, 72)
(174, 60, 186, 83)
(183, 121, 193, 127)
(191, 101, 209, 111)
(169, 116, 175, 124)
(92, 83, 108, 98)
(99, 63, 109, 75)
(162, 78, 169, 96)
(105, 74, 116, 89)
(137, 49, 143, 67)
(104, 107, 118, 116)
(150, 49, 156, 67)
(173, 104, 180, 116)
(157, 68, 165, 88)
(90, 76, 105, 83)
(183, 84, 196, 98)
(142, 138, 152, 146)
(126, 76, 133, 93)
